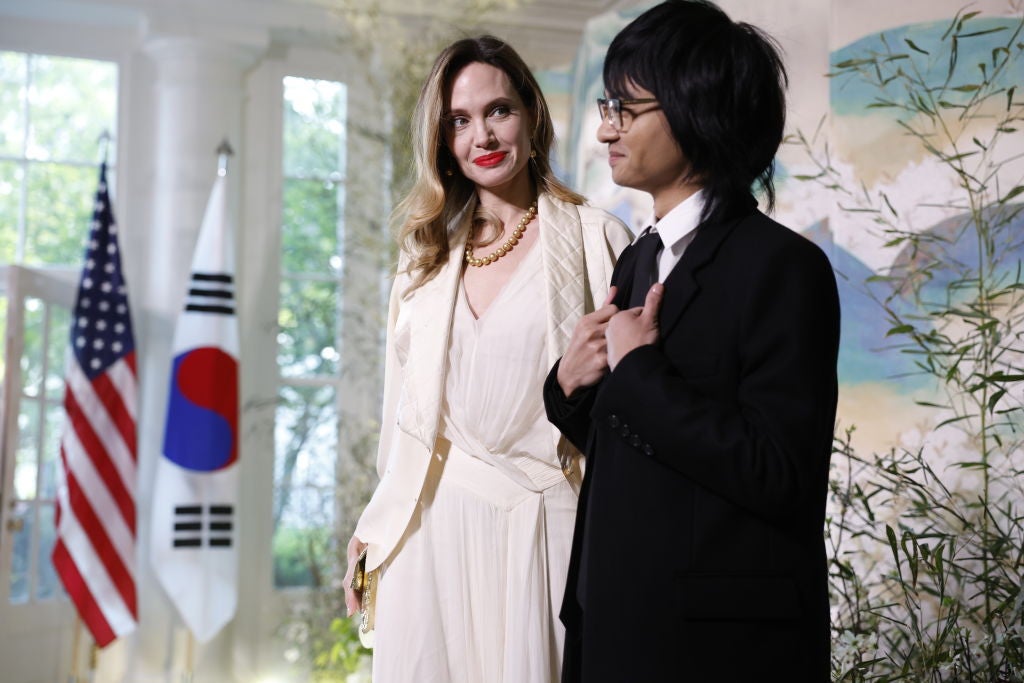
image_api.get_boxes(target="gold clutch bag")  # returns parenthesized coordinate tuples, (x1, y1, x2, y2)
(349, 547, 377, 648)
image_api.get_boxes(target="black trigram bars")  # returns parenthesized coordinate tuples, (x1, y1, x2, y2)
(185, 272, 235, 315)
(173, 504, 234, 548)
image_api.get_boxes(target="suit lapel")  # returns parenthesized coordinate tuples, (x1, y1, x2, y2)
(656, 213, 745, 340)
(399, 232, 465, 450)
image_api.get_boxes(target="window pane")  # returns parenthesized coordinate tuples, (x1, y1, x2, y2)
(0, 161, 23, 262)
(278, 278, 339, 378)
(40, 401, 62, 500)
(28, 55, 117, 164)
(35, 503, 58, 600)
(273, 383, 337, 588)
(0, 52, 26, 157)
(21, 297, 44, 399)
(274, 384, 338, 488)
(15, 399, 40, 500)
(46, 303, 70, 399)
(282, 77, 347, 178)
(281, 177, 342, 275)
(23, 162, 93, 266)
(8, 501, 33, 604)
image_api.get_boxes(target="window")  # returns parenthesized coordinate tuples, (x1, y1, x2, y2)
(0, 51, 117, 606)
(0, 51, 118, 265)
(272, 77, 348, 588)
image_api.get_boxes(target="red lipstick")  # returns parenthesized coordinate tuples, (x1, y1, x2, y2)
(473, 152, 507, 167)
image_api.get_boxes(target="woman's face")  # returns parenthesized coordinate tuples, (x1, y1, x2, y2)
(444, 61, 533, 197)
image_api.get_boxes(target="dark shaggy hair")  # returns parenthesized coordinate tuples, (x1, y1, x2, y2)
(604, 0, 788, 223)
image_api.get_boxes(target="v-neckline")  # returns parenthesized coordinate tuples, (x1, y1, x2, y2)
(461, 241, 541, 322)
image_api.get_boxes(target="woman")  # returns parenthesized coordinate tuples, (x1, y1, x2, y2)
(343, 35, 631, 682)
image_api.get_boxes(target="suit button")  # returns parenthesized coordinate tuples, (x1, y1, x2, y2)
(620, 425, 631, 438)
(643, 444, 654, 456)
(608, 414, 620, 428)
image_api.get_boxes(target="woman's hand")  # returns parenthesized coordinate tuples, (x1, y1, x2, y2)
(342, 534, 368, 617)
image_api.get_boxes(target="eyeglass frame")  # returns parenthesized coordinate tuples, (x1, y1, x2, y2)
(596, 97, 660, 132)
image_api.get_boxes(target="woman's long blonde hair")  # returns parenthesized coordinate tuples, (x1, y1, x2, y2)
(396, 35, 584, 293)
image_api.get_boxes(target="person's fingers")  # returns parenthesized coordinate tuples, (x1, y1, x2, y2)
(641, 283, 665, 326)
(602, 285, 617, 307)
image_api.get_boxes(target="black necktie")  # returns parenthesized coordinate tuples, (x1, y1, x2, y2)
(628, 228, 661, 307)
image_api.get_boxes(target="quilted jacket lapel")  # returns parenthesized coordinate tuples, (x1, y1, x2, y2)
(539, 193, 586, 367)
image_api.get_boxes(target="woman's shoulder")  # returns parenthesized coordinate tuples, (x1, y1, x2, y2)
(541, 192, 632, 239)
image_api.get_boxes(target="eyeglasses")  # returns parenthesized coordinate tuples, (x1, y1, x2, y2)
(596, 97, 659, 132)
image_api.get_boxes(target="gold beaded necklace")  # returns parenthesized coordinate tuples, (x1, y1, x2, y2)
(464, 201, 538, 268)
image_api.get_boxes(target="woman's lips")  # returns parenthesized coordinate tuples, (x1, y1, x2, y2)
(473, 152, 507, 167)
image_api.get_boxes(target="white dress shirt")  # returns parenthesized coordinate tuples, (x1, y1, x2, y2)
(637, 189, 705, 282)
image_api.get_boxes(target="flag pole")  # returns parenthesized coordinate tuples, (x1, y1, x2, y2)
(97, 129, 111, 166)
(88, 642, 99, 682)
(183, 630, 195, 683)
(67, 617, 82, 683)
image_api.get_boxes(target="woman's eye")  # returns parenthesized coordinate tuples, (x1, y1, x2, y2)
(450, 115, 469, 129)
(490, 105, 511, 118)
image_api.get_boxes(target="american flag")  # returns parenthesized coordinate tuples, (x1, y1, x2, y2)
(52, 161, 138, 647)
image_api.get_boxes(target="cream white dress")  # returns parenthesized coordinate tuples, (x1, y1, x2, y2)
(372, 244, 576, 683)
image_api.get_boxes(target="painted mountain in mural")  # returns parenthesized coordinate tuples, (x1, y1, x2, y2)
(801, 219, 928, 392)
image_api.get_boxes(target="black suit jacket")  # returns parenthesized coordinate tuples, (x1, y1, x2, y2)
(545, 206, 840, 682)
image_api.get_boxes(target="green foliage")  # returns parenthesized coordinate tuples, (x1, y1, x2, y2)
(793, 8, 1024, 682)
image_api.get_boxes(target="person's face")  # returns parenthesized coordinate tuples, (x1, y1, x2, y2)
(445, 62, 533, 196)
(597, 80, 693, 213)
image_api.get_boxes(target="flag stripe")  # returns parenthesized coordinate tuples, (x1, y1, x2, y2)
(188, 288, 233, 299)
(51, 541, 117, 648)
(91, 366, 137, 464)
(65, 361, 136, 500)
(184, 304, 234, 314)
(61, 459, 137, 615)
(61, 426, 135, 573)
(55, 468, 136, 633)
(64, 389, 136, 530)
(192, 273, 232, 283)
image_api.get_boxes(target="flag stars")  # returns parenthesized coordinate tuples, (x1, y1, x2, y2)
(114, 322, 125, 334)
(78, 316, 89, 328)
(76, 336, 86, 348)
(112, 341, 123, 353)
(104, 263, 114, 274)
(99, 301, 110, 312)
(107, 243, 117, 255)
(116, 304, 126, 315)
(83, 277, 94, 290)
(101, 282, 112, 293)
(96, 320, 107, 331)
(93, 339, 104, 350)
(90, 358, 101, 370)
(86, 258, 96, 270)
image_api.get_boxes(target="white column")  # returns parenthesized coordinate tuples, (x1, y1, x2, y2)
(127, 33, 264, 683)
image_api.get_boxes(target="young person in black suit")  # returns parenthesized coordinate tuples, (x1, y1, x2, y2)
(544, 1, 841, 680)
